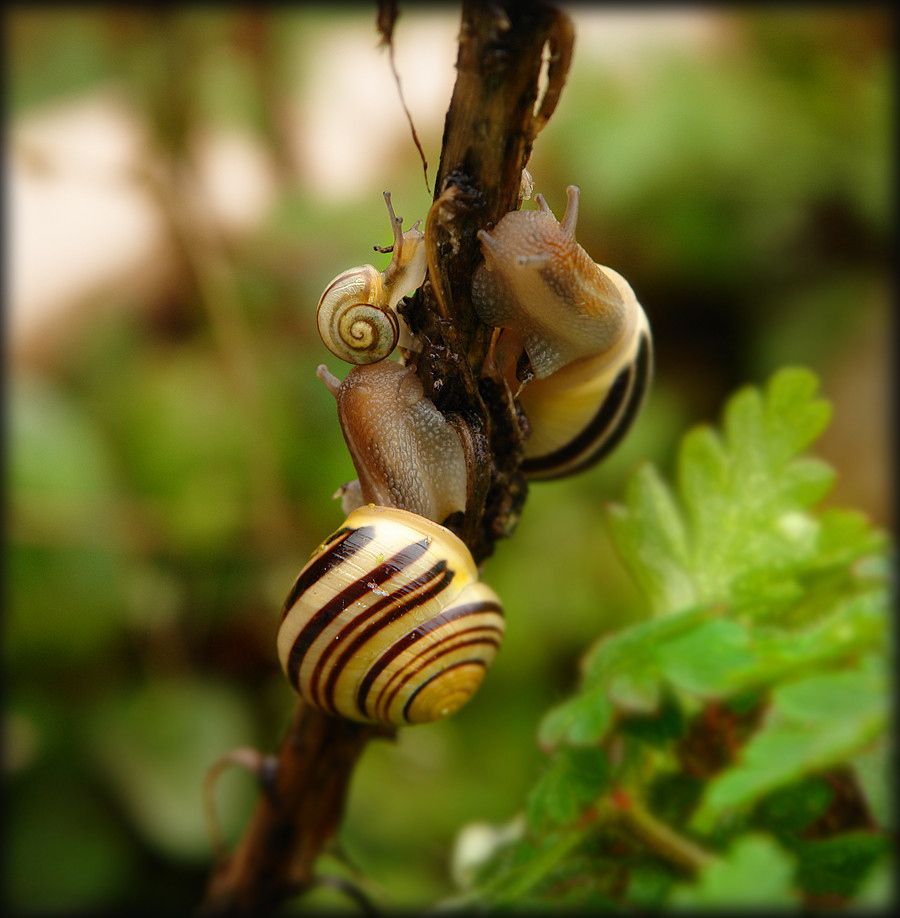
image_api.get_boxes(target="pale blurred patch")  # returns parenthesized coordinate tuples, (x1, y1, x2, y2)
(7, 90, 277, 366)
(290, 11, 459, 202)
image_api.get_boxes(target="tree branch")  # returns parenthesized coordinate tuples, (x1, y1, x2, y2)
(197, 4, 573, 914)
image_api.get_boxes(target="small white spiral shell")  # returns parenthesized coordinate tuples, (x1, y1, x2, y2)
(316, 269, 400, 364)
(316, 192, 426, 365)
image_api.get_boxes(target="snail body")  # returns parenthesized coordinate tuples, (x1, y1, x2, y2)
(277, 506, 504, 726)
(317, 360, 467, 524)
(472, 185, 652, 479)
(317, 192, 426, 364)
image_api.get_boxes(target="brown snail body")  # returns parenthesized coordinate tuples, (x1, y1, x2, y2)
(317, 360, 467, 524)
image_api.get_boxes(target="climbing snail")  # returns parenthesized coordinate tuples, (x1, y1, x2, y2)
(472, 184, 653, 480)
(277, 357, 501, 726)
(277, 505, 504, 726)
(316, 192, 427, 365)
(317, 360, 468, 524)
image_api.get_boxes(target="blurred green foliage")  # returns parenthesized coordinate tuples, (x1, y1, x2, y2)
(5, 7, 891, 915)
(455, 370, 891, 910)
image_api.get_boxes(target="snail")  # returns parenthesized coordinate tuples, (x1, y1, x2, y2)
(277, 504, 504, 726)
(316, 191, 426, 365)
(277, 358, 501, 726)
(471, 184, 652, 480)
(316, 360, 468, 524)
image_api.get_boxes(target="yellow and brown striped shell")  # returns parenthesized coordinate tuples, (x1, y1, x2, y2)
(277, 505, 504, 726)
(518, 292, 652, 480)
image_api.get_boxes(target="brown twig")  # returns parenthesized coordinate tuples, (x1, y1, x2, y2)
(198, 704, 391, 917)
(197, 3, 573, 914)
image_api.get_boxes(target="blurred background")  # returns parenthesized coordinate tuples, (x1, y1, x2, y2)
(5, 6, 892, 914)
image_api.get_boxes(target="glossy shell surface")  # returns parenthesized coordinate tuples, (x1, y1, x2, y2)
(277, 506, 504, 725)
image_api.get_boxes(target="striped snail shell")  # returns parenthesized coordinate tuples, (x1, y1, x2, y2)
(277, 505, 504, 726)
(316, 191, 426, 365)
(317, 360, 468, 525)
(472, 184, 653, 480)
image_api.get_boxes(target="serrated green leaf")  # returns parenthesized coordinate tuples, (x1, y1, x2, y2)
(526, 748, 610, 833)
(538, 685, 613, 751)
(581, 605, 720, 711)
(607, 463, 695, 614)
(506, 366, 892, 913)
(608, 368, 841, 617)
(577, 588, 884, 719)
(692, 661, 887, 831)
(721, 368, 831, 474)
(663, 589, 886, 700)
(757, 366, 832, 458)
(670, 835, 796, 907)
(776, 456, 836, 506)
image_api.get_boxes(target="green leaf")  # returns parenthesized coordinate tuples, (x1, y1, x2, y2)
(575, 589, 885, 720)
(607, 367, 837, 616)
(670, 835, 796, 907)
(661, 589, 887, 700)
(526, 747, 610, 833)
(693, 660, 888, 831)
(537, 685, 613, 751)
(483, 366, 892, 912)
(607, 463, 695, 614)
(794, 832, 890, 898)
(581, 605, 720, 712)
(656, 619, 756, 696)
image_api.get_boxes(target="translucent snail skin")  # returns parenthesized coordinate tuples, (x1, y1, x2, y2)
(473, 184, 653, 479)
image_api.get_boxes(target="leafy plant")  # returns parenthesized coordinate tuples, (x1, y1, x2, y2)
(449, 367, 891, 910)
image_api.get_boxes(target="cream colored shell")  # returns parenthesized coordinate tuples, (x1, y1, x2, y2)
(277, 506, 504, 726)
(316, 192, 426, 365)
